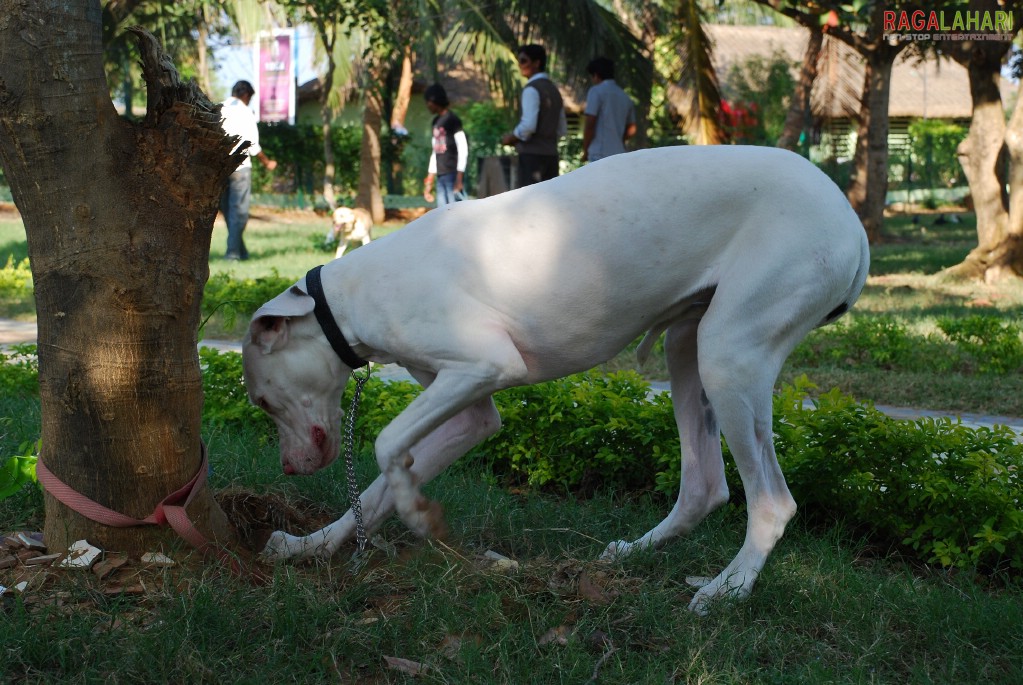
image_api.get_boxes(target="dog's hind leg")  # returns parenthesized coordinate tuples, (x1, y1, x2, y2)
(263, 371, 502, 559)
(682, 278, 835, 613)
(602, 319, 729, 559)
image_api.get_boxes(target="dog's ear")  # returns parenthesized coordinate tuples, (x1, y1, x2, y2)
(249, 315, 290, 354)
(248, 284, 316, 354)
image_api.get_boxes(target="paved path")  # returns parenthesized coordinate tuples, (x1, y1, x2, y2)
(3, 318, 1021, 437)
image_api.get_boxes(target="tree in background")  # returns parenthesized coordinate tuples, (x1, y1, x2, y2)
(278, 0, 367, 212)
(719, 49, 796, 145)
(754, 1, 922, 244)
(0, 1, 239, 554)
(776, 23, 822, 152)
(941, 0, 1023, 282)
(103, 0, 268, 112)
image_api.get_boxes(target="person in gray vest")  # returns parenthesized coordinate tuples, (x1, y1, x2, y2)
(501, 44, 567, 187)
(582, 57, 637, 163)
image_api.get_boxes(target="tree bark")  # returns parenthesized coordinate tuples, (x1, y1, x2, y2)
(0, 2, 238, 554)
(356, 71, 386, 224)
(846, 49, 895, 244)
(942, 5, 1021, 282)
(777, 26, 822, 151)
(1003, 78, 1023, 246)
(390, 46, 415, 132)
(313, 17, 338, 210)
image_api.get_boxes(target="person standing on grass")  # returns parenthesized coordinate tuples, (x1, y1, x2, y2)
(501, 44, 567, 187)
(219, 80, 277, 261)
(422, 84, 468, 208)
(581, 57, 637, 163)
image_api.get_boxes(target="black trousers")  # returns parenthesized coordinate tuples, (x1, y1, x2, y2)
(517, 153, 559, 187)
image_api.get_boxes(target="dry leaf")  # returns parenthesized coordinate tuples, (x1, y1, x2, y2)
(578, 572, 611, 605)
(92, 555, 129, 580)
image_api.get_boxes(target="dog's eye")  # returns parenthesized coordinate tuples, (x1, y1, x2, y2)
(257, 397, 272, 412)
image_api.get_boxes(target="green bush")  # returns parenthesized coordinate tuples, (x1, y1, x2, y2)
(347, 368, 1023, 575)
(0, 438, 38, 500)
(199, 346, 270, 429)
(459, 101, 515, 195)
(200, 270, 296, 336)
(790, 314, 1023, 376)
(791, 315, 935, 371)
(0, 256, 32, 298)
(937, 315, 1023, 374)
(773, 377, 1023, 574)
(337, 365, 1023, 575)
(908, 119, 967, 189)
(252, 122, 363, 198)
(0, 344, 38, 395)
(485, 371, 676, 493)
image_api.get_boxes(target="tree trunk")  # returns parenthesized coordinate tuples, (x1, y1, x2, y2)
(322, 107, 338, 209)
(390, 46, 415, 131)
(315, 21, 338, 210)
(356, 73, 386, 224)
(943, 11, 1021, 282)
(0, 2, 237, 555)
(1003, 78, 1023, 250)
(777, 26, 822, 152)
(846, 50, 895, 243)
(197, 12, 211, 95)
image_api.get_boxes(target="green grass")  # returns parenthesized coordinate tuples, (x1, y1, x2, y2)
(3, 205, 1023, 682)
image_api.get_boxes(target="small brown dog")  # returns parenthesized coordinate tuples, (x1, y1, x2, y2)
(325, 206, 373, 259)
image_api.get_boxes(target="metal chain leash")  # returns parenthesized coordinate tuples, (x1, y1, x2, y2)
(343, 368, 371, 565)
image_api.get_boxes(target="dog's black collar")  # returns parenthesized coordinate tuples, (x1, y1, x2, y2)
(305, 265, 370, 369)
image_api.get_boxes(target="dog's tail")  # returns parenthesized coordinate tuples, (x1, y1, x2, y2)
(636, 301, 710, 365)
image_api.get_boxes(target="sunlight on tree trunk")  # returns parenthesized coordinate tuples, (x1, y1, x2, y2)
(391, 46, 415, 132)
(0, 3, 239, 554)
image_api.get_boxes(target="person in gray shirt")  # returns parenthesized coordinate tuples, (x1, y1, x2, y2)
(582, 57, 637, 163)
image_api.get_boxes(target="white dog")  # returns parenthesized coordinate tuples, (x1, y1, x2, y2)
(325, 206, 373, 259)
(244, 146, 870, 613)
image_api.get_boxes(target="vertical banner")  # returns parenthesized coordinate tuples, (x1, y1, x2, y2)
(255, 29, 295, 124)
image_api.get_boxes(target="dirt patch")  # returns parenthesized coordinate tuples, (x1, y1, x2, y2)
(216, 489, 339, 553)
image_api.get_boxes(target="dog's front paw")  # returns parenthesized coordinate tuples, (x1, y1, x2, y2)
(261, 530, 306, 560)
(599, 540, 633, 560)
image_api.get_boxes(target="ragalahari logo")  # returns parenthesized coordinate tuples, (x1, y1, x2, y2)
(883, 9, 1014, 42)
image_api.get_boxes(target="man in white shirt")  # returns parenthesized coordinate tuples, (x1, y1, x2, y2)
(501, 44, 567, 187)
(219, 80, 277, 261)
(582, 57, 637, 163)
